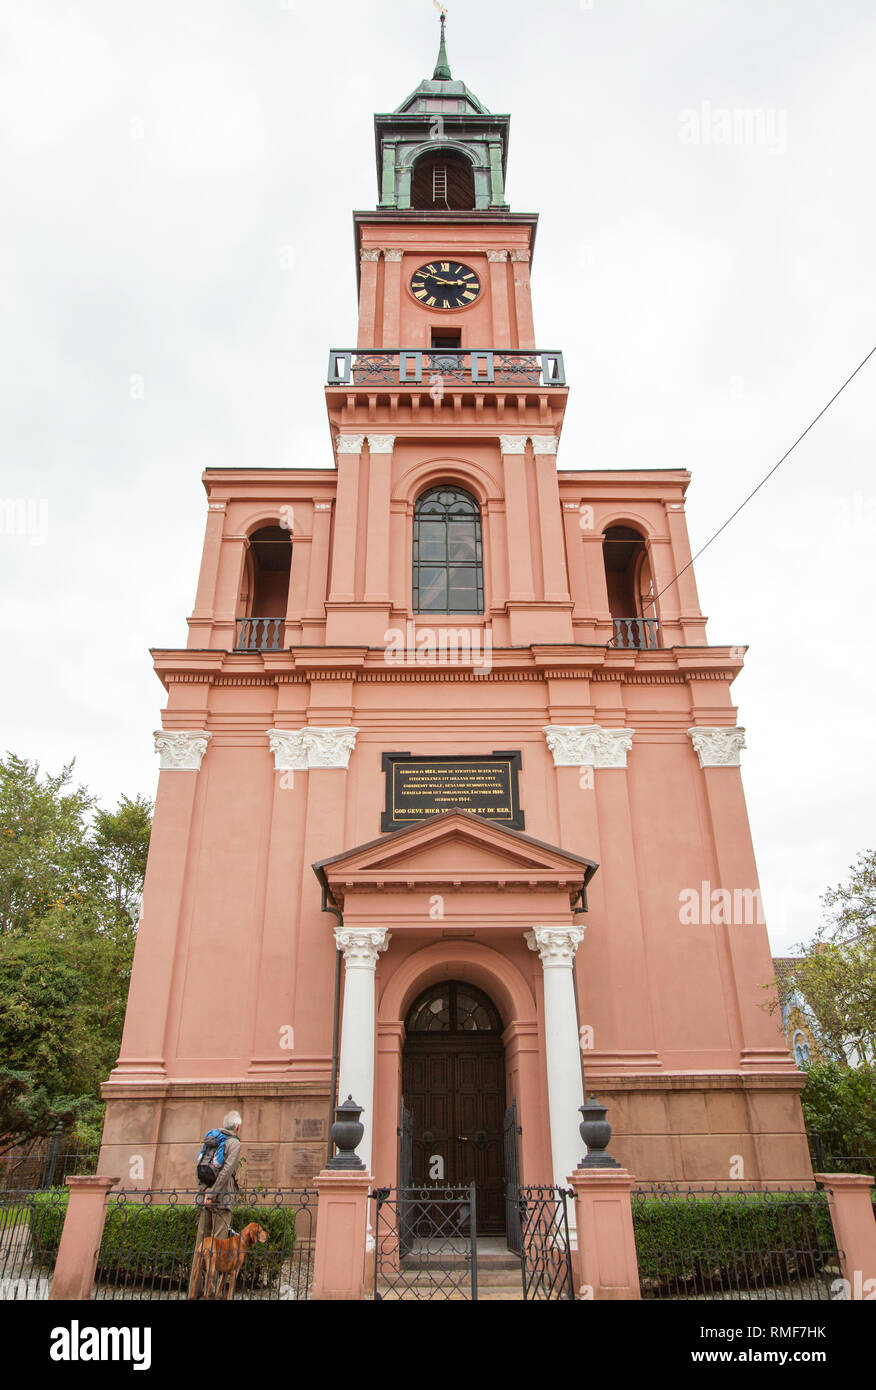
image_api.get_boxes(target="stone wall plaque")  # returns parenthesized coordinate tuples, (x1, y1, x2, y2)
(244, 1144, 277, 1186)
(381, 751, 524, 832)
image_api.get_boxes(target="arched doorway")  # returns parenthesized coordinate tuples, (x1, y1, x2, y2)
(402, 980, 506, 1233)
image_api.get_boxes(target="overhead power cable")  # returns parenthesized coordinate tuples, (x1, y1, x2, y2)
(651, 340, 876, 606)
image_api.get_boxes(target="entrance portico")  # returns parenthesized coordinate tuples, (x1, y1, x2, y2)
(313, 810, 598, 1203)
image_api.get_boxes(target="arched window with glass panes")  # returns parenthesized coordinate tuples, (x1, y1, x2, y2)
(412, 485, 484, 614)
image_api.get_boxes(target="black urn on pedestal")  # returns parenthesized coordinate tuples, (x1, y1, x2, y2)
(326, 1095, 366, 1171)
(577, 1093, 621, 1168)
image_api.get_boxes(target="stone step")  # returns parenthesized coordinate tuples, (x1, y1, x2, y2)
(376, 1270, 523, 1293)
(401, 1254, 520, 1273)
(375, 1282, 524, 1301)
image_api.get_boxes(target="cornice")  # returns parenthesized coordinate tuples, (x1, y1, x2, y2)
(152, 645, 744, 689)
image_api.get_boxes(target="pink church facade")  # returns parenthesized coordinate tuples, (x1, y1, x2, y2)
(100, 39, 810, 1208)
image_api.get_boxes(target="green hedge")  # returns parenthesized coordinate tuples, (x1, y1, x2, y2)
(633, 1192, 839, 1297)
(30, 1192, 297, 1290)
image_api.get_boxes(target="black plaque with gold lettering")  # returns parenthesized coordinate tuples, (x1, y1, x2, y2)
(380, 751, 524, 832)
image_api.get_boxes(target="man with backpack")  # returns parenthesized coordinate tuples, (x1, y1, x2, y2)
(188, 1110, 243, 1299)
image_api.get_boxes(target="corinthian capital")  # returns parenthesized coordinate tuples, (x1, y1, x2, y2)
(335, 435, 365, 455)
(486, 249, 508, 262)
(543, 725, 634, 769)
(367, 435, 396, 454)
(525, 925, 586, 968)
(383, 249, 404, 262)
(267, 729, 308, 771)
(300, 727, 359, 769)
(153, 730, 211, 771)
(499, 434, 528, 455)
(530, 436, 559, 455)
(334, 927, 391, 968)
(688, 727, 746, 768)
(267, 726, 359, 770)
(360, 249, 381, 262)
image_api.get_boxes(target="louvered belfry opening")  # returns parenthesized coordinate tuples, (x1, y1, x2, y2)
(411, 151, 475, 210)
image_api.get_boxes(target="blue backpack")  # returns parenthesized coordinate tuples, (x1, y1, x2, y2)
(196, 1129, 229, 1187)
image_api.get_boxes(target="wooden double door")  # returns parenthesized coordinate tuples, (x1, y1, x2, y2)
(402, 1033, 507, 1234)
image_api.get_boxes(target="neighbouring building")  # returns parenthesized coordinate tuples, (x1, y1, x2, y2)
(100, 20, 811, 1221)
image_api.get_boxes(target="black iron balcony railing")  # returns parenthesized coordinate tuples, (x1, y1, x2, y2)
(611, 617, 660, 650)
(236, 617, 285, 652)
(327, 348, 566, 388)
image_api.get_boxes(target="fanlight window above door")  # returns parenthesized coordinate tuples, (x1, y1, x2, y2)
(405, 981, 502, 1034)
(412, 486, 484, 614)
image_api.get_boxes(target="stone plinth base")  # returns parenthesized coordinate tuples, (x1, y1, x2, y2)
(584, 1072, 812, 1185)
(98, 1079, 331, 1189)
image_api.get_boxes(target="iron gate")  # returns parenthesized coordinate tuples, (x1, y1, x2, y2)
(518, 1185, 575, 1300)
(398, 1097, 413, 1258)
(504, 1100, 522, 1256)
(372, 1184, 478, 1300)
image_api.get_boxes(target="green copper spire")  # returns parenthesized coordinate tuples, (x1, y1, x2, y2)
(432, 11, 452, 80)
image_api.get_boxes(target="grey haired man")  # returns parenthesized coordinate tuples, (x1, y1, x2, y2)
(188, 1110, 243, 1299)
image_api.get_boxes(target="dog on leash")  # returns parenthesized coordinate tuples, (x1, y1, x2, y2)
(189, 1222, 268, 1300)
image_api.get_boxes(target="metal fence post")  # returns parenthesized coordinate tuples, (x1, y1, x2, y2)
(42, 1122, 64, 1189)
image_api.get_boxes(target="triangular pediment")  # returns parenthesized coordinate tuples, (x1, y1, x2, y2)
(313, 810, 597, 910)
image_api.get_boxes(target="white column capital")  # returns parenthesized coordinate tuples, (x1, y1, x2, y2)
(543, 725, 634, 769)
(530, 435, 559, 456)
(688, 726, 746, 767)
(499, 434, 528, 454)
(267, 729, 308, 771)
(335, 434, 365, 454)
(334, 927, 391, 968)
(267, 727, 358, 770)
(301, 727, 359, 769)
(153, 730, 211, 771)
(486, 249, 509, 262)
(383, 248, 404, 262)
(509, 249, 531, 263)
(525, 925, 586, 968)
(360, 249, 381, 262)
(366, 434, 396, 454)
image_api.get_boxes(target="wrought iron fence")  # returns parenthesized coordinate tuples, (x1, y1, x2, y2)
(518, 1185, 574, 1301)
(0, 1188, 64, 1299)
(0, 1130, 99, 1191)
(632, 1186, 842, 1300)
(85, 1188, 315, 1301)
(372, 1184, 477, 1300)
(807, 1131, 876, 1182)
(327, 348, 566, 389)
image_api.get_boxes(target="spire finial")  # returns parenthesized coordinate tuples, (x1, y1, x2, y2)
(432, 5, 452, 81)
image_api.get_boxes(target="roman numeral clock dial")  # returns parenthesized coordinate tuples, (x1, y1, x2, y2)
(409, 261, 482, 310)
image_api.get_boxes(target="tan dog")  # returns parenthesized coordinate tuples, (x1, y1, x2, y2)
(189, 1222, 268, 1300)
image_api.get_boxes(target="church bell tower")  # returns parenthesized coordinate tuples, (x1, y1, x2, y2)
(325, 13, 571, 651)
(102, 16, 808, 1202)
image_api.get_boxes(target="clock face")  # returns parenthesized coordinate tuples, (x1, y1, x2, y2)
(410, 261, 482, 310)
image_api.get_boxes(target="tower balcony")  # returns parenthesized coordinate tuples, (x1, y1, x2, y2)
(327, 348, 565, 389)
(235, 617, 286, 652)
(609, 617, 661, 651)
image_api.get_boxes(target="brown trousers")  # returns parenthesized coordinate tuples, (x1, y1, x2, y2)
(188, 1203, 232, 1299)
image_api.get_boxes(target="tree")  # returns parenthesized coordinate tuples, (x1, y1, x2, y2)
(799, 1060, 876, 1163)
(0, 754, 152, 1147)
(0, 753, 95, 936)
(782, 850, 876, 1065)
(0, 1070, 82, 1159)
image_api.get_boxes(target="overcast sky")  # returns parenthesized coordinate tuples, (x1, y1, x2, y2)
(2, 0, 874, 954)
